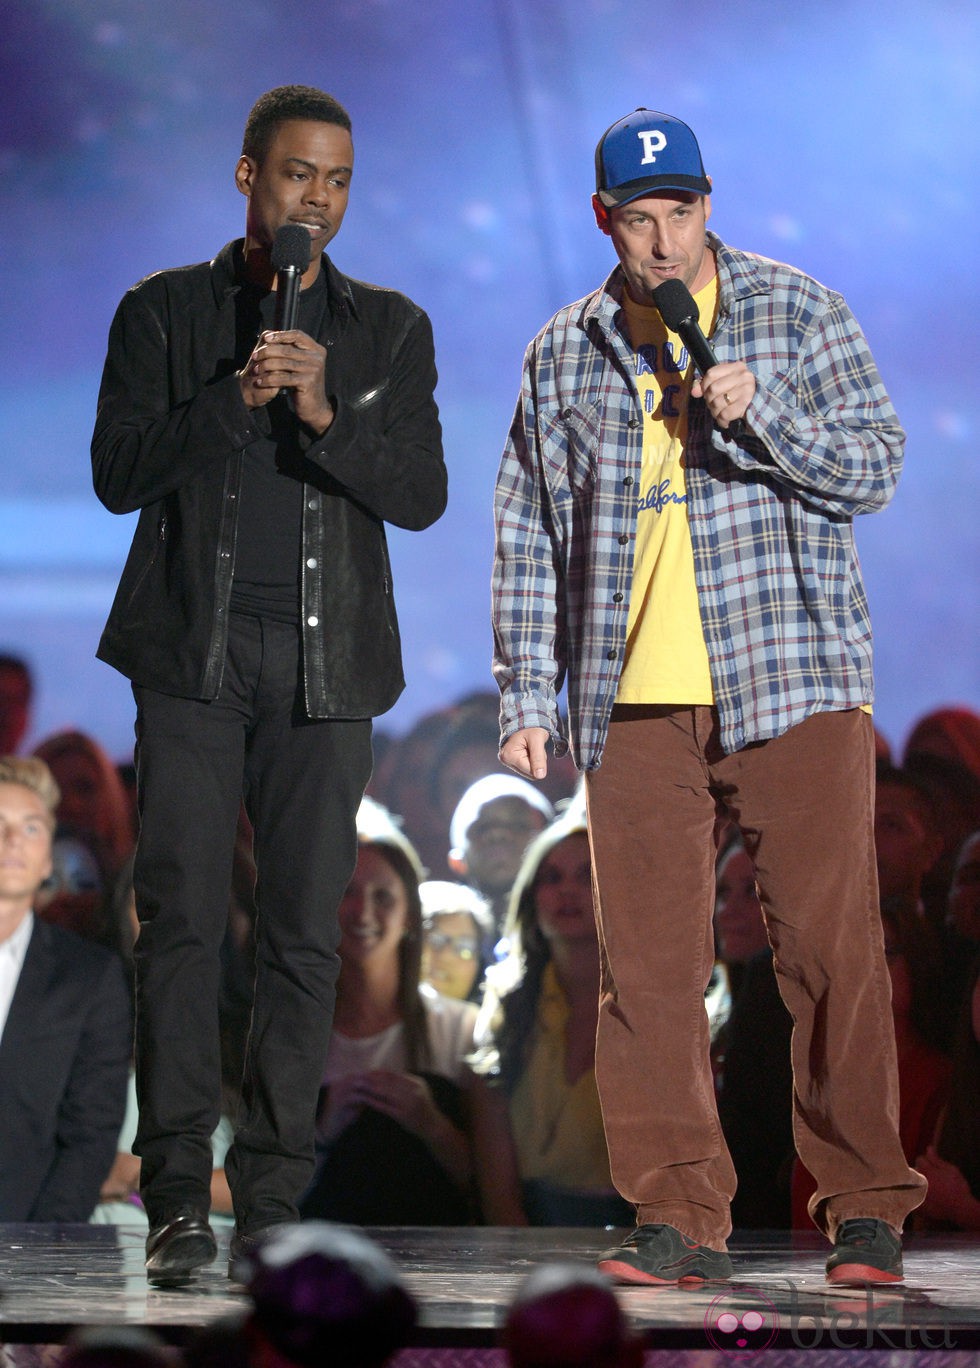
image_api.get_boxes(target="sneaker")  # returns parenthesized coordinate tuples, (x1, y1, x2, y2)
(826, 1218, 903, 1284)
(598, 1223, 733, 1285)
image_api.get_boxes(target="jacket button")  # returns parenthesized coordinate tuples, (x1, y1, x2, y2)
(307, 499, 319, 511)
(307, 615, 319, 627)
(613, 592, 623, 603)
(623, 476, 634, 487)
(306, 558, 317, 569)
(618, 534, 629, 544)
(606, 649, 617, 660)
(627, 418, 640, 429)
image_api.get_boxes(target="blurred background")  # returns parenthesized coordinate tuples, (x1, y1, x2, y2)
(1, 0, 977, 761)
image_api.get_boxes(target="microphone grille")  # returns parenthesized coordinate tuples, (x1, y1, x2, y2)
(271, 224, 312, 274)
(651, 278, 698, 331)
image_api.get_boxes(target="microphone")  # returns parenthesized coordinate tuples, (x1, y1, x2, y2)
(652, 277, 743, 436)
(651, 278, 717, 375)
(270, 224, 312, 331)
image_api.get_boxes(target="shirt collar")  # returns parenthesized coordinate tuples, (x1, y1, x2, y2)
(0, 910, 34, 964)
(209, 239, 358, 320)
(583, 229, 772, 341)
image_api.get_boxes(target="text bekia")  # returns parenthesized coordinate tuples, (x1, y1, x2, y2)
(782, 1281, 955, 1351)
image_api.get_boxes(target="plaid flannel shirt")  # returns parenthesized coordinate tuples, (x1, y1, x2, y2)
(492, 231, 904, 768)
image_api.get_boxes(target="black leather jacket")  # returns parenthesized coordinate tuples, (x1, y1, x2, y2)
(92, 241, 446, 718)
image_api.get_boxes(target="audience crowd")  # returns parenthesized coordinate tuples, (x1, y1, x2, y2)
(1, 657, 979, 1263)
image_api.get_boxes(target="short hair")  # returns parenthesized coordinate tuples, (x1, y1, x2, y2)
(503, 1263, 638, 1368)
(875, 759, 939, 836)
(61, 1327, 171, 1368)
(0, 755, 60, 822)
(242, 85, 351, 163)
(449, 774, 555, 855)
(246, 1222, 417, 1368)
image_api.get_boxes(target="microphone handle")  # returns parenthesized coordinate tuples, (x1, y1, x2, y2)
(676, 318, 718, 376)
(273, 266, 302, 403)
(676, 318, 744, 438)
(274, 266, 301, 331)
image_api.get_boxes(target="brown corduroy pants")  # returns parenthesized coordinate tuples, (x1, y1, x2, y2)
(585, 704, 926, 1250)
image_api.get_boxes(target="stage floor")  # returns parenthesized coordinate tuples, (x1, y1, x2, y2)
(1, 1224, 978, 1356)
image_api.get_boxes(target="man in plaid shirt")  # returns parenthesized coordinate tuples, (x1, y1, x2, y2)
(492, 109, 925, 1285)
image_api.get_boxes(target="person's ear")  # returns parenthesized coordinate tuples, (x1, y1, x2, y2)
(592, 194, 611, 235)
(448, 850, 468, 877)
(235, 154, 255, 199)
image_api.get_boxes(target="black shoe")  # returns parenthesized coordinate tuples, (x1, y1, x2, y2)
(826, 1218, 903, 1285)
(228, 1225, 287, 1283)
(598, 1224, 733, 1285)
(145, 1210, 217, 1284)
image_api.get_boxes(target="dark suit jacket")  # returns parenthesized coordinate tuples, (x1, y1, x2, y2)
(0, 917, 132, 1221)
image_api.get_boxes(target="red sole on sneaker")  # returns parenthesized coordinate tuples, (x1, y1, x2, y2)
(827, 1263, 903, 1285)
(598, 1258, 677, 1285)
(597, 1258, 710, 1286)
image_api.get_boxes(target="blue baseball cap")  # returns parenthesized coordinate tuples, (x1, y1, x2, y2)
(595, 108, 711, 207)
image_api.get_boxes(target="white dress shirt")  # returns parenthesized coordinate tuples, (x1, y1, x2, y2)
(0, 911, 34, 1045)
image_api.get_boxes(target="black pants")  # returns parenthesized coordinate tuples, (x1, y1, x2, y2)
(131, 613, 372, 1232)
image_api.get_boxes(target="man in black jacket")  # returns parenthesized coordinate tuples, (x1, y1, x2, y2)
(91, 85, 446, 1283)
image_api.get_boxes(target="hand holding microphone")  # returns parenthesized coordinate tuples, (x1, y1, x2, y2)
(239, 225, 335, 434)
(651, 278, 754, 431)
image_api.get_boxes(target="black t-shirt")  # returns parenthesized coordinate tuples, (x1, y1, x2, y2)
(230, 267, 329, 623)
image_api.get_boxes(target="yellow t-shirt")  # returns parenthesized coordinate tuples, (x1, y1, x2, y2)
(615, 275, 719, 704)
(508, 963, 613, 1191)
